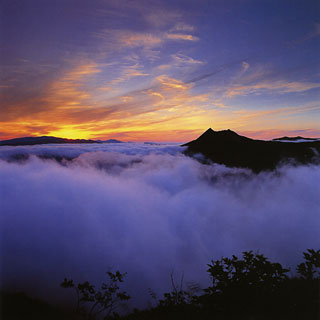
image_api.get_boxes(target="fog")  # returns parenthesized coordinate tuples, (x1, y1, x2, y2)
(0, 143, 319, 308)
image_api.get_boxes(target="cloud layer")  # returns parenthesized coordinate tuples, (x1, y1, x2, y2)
(1, 144, 320, 309)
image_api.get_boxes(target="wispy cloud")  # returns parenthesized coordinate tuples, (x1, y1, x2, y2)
(43, 63, 100, 111)
(116, 30, 199, 49)
(171, 22, 195, 32)
(119, 32, 164, 48)
(2, 55, 319, 141)
(172, 53, 203, 65)
(225, 80, 320, 98)
(287, 22, 320, 47)
(156, 53, 204, 71)
(165, 33, 199, 41)
(0, 57, 212, 140)
(104, 63, 150, 87)
(144, 10, 182, 28)
(241, 61, 250, 72)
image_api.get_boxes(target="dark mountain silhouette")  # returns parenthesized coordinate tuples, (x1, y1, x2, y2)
(273, 136, 319, 141)
(183, 128, 320, 172)
(0, 136, 100, 146)
(97, 139, 123, 143)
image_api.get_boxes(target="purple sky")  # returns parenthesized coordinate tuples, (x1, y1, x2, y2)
(1, 0, 319, 141)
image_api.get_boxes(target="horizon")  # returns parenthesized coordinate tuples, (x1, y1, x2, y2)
(1, 0, 319, 141)
(2, 127, 320, 144)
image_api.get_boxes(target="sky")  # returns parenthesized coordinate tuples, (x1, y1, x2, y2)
(1, 0, 319, 141)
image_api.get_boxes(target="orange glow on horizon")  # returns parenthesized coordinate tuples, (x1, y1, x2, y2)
(1, 120, 320, 143)
(2, 62, 319, 143)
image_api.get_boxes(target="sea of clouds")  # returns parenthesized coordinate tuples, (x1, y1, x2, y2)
(1, 143, 320, 308)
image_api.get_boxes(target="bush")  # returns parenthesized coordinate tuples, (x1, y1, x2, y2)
(297, 249, 320, 280)
(61, 270, 130, 320)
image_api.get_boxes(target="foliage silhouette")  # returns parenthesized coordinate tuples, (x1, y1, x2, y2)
(297, 249, 320, 280)
(200, 250, 289, 315)
(158, 273, 194, 307)
(2, 249, 319, 320)
(61, 270, 130, 320)
(121, 249, 320, 320)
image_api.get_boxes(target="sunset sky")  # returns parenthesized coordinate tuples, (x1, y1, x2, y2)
(1, 0, 319, 141)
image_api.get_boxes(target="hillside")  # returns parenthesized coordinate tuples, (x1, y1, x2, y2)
(183, 129, 320, 172)
(0, 136, 100, 146)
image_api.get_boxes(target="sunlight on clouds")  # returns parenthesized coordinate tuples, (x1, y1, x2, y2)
(1, 44, 319, 142)
(156, 54, 204, 71)
(121, 96, 133, 103)
(44, 62, 100, 110)
(172, 53, 204, 65)
(118, 30, 199, 49)
(156, 75, 190, 90)
(64, 64, 101, 78)
(166, 33, 199, 41)
(149, 91, 165, 100)
(99, 63, 150, 89)
(2, 59, 319, 141)
(2, 0, 319, 144)
(120, 32, 163, 48)
(0, 122, 54, 140)
(47, 126, 94, 140)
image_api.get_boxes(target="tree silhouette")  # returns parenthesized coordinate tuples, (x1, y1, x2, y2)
(201, 251, 290, 316)
(297, 249, 320, 280)
(61, 270, 130, 320)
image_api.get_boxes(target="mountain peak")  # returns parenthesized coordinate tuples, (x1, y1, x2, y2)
(202, 128, 237, 136)
(194, 128, 244, 144)
(183, 128, 320, 172)
(204, 128, 215, 134)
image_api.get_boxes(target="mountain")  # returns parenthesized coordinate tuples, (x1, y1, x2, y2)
(183, 129, 320, 173)
(272, 136, 319, 142)
(0, 136, 100, 146)
(97, 139, 123, 143)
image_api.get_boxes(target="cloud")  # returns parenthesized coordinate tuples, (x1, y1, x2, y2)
(171, 53, 204, 65)
(103, 62, 150, 87)
(144, 10, 182, 28)
(1, 57, 319, 142)
(0, 61, 101, 123)
(119, 32, 164, 48)
(171, 23, 195, 32)
(117, 30, 199, 49)
(241, 61, 250, 72)
(0, 63, 212, 141)
(1, 50, 318, 143)
(0, 144, 319, 309)
(286, 22, 320, 47)
(156, 54, 204, 72)
(225, 80, 320, 98)
(44, 63, 100, 107)
(165, 33, 199, 41)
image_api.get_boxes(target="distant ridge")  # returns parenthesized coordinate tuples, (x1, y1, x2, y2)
(183, 128, 320, 172)
(0, 136, 100, 146)
(272, 136, 319, 141)
(96, 139, 123, 143)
